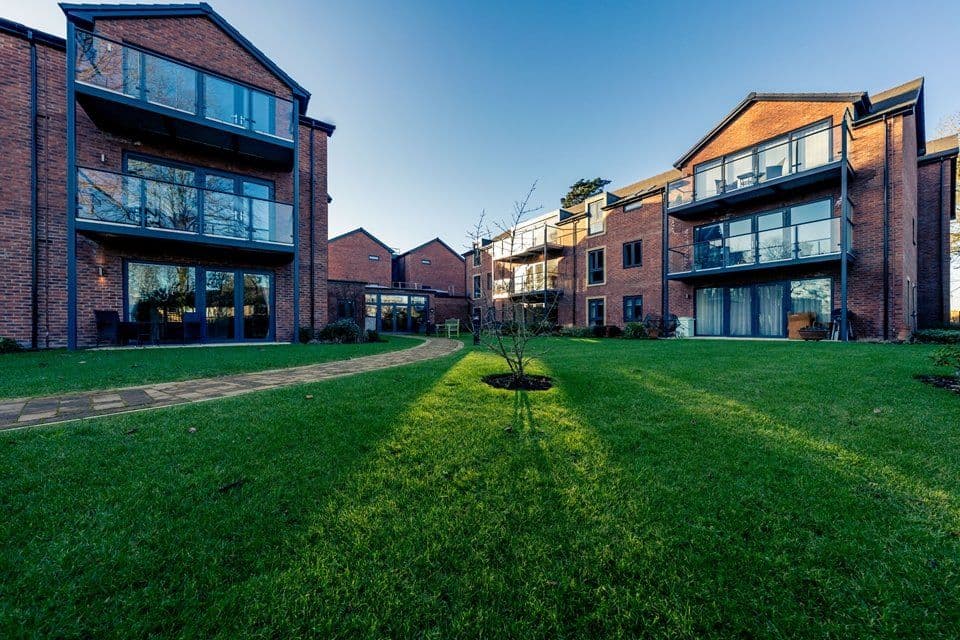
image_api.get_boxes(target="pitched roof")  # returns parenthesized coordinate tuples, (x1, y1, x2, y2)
(327, 227, 394, 254)
(60, 2, 311, 111)
(399, 238, 466, 262)
(0, 17, 66, 49)
(672, 78, 926, 168)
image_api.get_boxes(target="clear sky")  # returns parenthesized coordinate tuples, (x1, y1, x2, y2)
(3, 1, 959, 266)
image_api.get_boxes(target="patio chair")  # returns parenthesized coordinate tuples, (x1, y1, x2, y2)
(444, 318, 460, 338)
(95, 310, 138, 346)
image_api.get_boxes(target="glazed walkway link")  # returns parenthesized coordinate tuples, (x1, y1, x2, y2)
(0, 338, 463, 432)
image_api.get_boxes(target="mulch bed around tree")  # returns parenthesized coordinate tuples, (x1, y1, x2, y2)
(482, 374, 553, 391)
(915, 375, 960, 394)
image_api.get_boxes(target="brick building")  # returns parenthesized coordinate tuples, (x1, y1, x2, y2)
(0, 4, 333, 349)
(469, 79, 957, 340)
(328, 228, 468, 333)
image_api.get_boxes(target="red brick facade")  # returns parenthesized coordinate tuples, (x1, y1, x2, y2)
(327, 229, 394, 285)
(0, 7, 331, 348)
(467, 85, 957, 340)
(394, 239, 465, 295)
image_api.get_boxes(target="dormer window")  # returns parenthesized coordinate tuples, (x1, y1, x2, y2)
(588, 200, 605, 235)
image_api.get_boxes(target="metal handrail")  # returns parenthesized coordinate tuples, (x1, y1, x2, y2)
(668, 217, 847, 274)
(74, 29, 295, 141)
(76, 166, 294, 245)
(666, 121, 851, 209)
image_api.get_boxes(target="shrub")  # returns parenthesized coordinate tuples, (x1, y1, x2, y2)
(318, 319, 362, 344)
(642, 314, 663, 338)
(932, 345, 960, 377)
(366, 329, 384, 343)
(591, 324, 605, 338)
(0, 337, 24, 354)
(623, 322, 648, 339)
(604, 325, 623, 338)
(298, 326, 316, 344)
(913, 329, 960, 344)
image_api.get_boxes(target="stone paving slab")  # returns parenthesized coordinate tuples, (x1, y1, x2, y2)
(0, 338, 462, 432)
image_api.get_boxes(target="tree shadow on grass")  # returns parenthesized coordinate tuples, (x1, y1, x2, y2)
(0, 349, 467, 640)
(547, 360, 960, 637)
(211, 351, 657, 638)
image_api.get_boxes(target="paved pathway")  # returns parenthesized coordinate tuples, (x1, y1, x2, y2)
(0, 338, 462, 432)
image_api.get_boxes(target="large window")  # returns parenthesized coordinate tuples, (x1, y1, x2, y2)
(587, 248, 605, 285)
(588, 298, 605, 327)
(588, 200, 605, 235)
(364, 292, 429, 333)
(127, 262, 273, 342)
(685, 198, 836, 272)
(624, 296, 643, 323)
(127, 263, 196, 324)
(473, 248, 482, 267)
(623, 240, 642, 268)
(694, 278, 831, 338)
(473, 274, 482, 299)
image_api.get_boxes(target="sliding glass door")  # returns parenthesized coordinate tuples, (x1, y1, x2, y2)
(695, 279, 826, 338)
(127, 261, 273, 342)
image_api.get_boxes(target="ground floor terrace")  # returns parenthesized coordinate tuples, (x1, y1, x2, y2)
(1, 337, 958, 637)
(61, 224, 325, 349)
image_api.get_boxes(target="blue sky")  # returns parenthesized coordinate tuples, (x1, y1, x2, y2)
(6, 0, 959, 262)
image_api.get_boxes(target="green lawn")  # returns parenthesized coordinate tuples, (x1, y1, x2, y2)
(2, 339, 959, 638)
(0, 336, 416, 400)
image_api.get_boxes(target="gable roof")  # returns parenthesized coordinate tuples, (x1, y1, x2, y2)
(398, 238, 466, 262)
(0, 16, 66, 49)
(60, 2, 311, 111)
(328, 227, 394, 254)
(672, 78, 926, 168)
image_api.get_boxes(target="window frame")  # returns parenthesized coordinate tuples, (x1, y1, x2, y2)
(587, 247, 606, 286)
(587, 297, 606, 327)
(587, 199, 606, 236)
(623, 295, 643, 323)
(473, 274, 482, 299)
(622, 239, 642, 268)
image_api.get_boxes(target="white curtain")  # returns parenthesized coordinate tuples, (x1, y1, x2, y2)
(729, 287, 752, 336)
(696, 288, 723, 335)
(757, 284, 784, 336)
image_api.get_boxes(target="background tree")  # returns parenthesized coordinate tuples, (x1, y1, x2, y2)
(469, 182, 560, 388)
(560, 177, 611, 208)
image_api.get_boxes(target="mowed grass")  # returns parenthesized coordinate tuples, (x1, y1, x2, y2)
(1, 339, 959, 638)
(0, 336, 416, 400)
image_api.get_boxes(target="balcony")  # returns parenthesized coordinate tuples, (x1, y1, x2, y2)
(76, 167, 294, 256)
(490, 225, 564, 262)
(73, 31, 295, 165)
(493, 271, 563, 298)
(666, 122, 852, 218)
(667, 213, 853, 280)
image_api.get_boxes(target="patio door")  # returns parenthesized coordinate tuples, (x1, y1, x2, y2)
(242, 273, 271, 340)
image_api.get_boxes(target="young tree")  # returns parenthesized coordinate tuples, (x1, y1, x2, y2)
(468, 182, 560, 388)
(560, 177, 611, 208)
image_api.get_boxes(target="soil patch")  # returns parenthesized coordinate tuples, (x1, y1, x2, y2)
(916, 374, 960, 394)
(482, 374, 553, 391)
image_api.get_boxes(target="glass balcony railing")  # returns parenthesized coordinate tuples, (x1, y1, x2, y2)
(74, 30, 295, 141)
(666, 122, 849, 209)
(668, 217, 849, 275)
(493, 271, 562, 296)
(490, 224, 562, 260)
(77, 167, 294, 245)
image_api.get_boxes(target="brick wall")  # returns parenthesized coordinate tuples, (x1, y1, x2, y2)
(574, 194, 664, 326)
(0, 12, 328, 348)
(396, 240, 465, 295)
(327, 231, 393, 284)
(917, 153, 957, 327)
